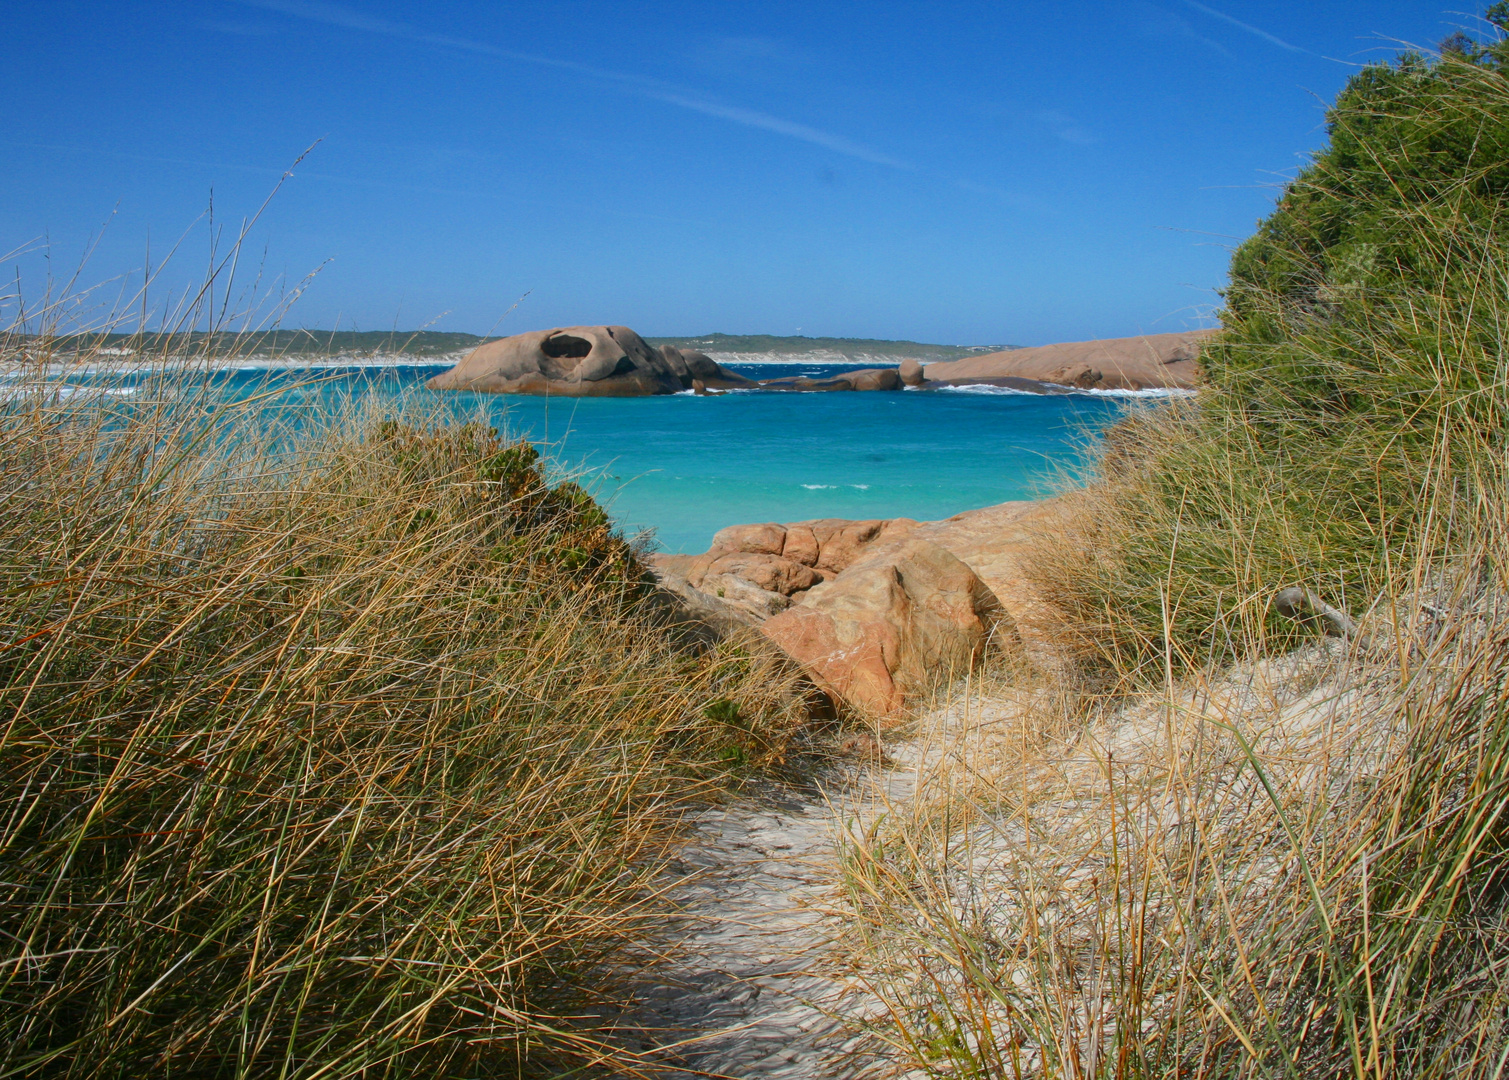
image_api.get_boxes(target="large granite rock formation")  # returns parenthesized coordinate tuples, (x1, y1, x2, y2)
(426, 327, 755, 396)
(660, 345, 758, 390)
(425, 326, 915, 397)
(427, 326, 680, 396)
(922, 331, 1214, 392)
(649, 500, 1061, 715)
(650, 518, 906, 624)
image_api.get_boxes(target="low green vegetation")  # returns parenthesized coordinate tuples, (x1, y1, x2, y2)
(0, 369, 803, 1077)
(24, 329, 491, 358)
(1036, 25, 1509, 1074)
(643, 332, 1010, 360)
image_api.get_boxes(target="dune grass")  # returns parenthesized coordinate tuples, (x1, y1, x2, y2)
(0, 337, 805, 1075)
(836, 32, 1509, 1079)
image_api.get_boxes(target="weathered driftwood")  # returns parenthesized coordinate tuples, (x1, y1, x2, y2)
(1274, 586, 1359, 638)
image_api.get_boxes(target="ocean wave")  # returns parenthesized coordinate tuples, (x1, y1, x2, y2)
(937, 382, 1195, 399)
(1078, 386, 1197, 398)
(802, 484, 836, 490)
(0, 385, 139, 401)
(233, 354, 460, 372)
(1, 354, 462, 377)
(936, 384, 1036, 396)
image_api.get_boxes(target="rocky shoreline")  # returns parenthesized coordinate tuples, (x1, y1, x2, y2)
(425, 325, 1212, 397)
(917, 329, 1211, 391)
(651, 499, 1063, 716)
(426, 322, 1206, 715)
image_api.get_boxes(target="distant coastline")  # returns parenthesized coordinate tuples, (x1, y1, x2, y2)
(643, 333, 1013, 366)
(9, 330, 1013, 366)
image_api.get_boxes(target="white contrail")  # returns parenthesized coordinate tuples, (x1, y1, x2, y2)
(240, 0, 910, 169)
(1181, 0, 1309, 53)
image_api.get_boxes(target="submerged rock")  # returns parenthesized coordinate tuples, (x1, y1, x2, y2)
(757, 367, 903, 392)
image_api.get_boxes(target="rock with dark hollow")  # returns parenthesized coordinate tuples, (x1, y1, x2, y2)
(427, 326, 683, 396)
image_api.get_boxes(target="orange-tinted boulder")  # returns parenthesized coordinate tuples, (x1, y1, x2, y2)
(706, 553, 822, 596)
(760, 539, 1002, 716)
(708, 523, 787, 559)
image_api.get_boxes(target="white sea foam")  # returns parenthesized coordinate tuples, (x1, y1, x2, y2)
(0, 385, 139, 402)
(57, 386, 138, 397)
(1078, 386, 1196, 398)
(802, 484, 836, 490)
(1, 353, 463, 378)
(852, 484, 870, 490)
(938, 382, 1195, 399)
(232, 353, 461, 372)
(936, 383, 1036, 396)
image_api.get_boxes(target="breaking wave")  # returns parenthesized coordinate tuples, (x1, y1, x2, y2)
(937, 383, 1195, 399)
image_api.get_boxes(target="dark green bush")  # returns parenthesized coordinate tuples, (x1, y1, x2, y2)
(1039, 43, 1509, 676)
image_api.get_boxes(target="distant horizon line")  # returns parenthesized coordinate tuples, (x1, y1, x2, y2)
(16, 326, 1216, 349)
(15, 328, 1015, 351)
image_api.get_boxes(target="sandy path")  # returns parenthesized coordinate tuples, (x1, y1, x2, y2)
(606, 770, 913, 1079)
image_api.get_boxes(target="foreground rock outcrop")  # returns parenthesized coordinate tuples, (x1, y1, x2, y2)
(427, 326, 754, 396)
(761, 539, 1002, 715)
(650, 500, 1060, 715)
(922, 330, 1214, 392)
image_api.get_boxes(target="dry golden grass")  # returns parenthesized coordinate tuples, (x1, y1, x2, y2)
(0, 332, 805, 1075)
(835, 45, 1509, 1079)
(842, 531, 1509, 1077)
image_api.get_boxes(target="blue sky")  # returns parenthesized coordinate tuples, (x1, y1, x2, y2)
(0, 1, 1486, 345)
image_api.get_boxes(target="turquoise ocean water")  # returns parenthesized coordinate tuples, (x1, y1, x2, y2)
(57, 360, 1160, 553)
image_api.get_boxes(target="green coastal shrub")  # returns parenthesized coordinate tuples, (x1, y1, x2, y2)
(1039, 32, 1509, 675)
(982, 20, 1509, 1078)
(0, 386, 801, 1078)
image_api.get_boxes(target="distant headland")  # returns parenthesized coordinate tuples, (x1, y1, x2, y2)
(12, 329, 1011, 364)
